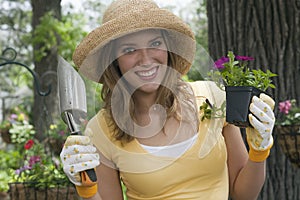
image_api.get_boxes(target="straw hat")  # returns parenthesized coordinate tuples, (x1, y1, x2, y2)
(73, 0, 196, 82)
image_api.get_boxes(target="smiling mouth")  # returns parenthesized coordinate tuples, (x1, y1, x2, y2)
(135, 66, 158, 80)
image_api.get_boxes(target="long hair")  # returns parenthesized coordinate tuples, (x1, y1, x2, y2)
(100, 30, 198, 143)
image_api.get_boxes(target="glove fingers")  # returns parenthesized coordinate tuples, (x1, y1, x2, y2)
(261, 136, 273, 147)
(60, 145, 97, 163)
(259, 93, 275, 110)
(65, 172, 81, 185)
(250, 96, 274, 122)
(62, 144, 97, 155)
(64, 160, 100, 175)
(64, 135, 91, 146)
(249, 114, 265, 133)
(246, 125, 273, 150)
(62, 153, 100, 165)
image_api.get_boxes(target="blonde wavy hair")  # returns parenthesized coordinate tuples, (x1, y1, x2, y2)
(99, 30, 198, 143)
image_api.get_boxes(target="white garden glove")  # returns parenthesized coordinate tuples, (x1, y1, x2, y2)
(246, 93, 275, 162)
(60, 135, 100, 198)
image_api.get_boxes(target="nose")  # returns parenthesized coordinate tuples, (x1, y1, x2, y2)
(138, 48, 152, 66)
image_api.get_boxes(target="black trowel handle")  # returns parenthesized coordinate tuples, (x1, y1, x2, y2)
(80, 169, 98, 186)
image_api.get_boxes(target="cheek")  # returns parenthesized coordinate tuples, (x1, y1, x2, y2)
(157, 50, 168, 65)
(117, 57, 134, 75)
(117, 50, 168, 74)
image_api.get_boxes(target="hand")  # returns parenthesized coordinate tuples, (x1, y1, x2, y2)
(60, 135, 100, 186)
(246, 93, 275, 161)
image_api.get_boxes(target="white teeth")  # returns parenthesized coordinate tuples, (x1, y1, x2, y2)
(136, 67, 157, 77)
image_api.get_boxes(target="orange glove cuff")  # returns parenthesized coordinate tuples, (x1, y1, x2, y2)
(75, 184, 98, 199)
(248, 144, 272, 162)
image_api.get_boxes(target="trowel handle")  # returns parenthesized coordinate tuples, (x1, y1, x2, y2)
(80, 169, 97, 186)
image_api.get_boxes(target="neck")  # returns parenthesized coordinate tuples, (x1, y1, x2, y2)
(133, 90, 158, 115)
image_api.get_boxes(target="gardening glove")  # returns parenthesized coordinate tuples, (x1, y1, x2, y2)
(246, 93, 275, 162)
(60, 135, 100, 198)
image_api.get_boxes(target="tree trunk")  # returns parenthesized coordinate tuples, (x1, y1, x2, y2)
(207, 0, 300, 199)
(31, 0, 61, 140)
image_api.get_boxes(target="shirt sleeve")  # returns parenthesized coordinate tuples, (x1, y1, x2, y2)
(188, 81, 227, 158)
(84, 109, 118, 169)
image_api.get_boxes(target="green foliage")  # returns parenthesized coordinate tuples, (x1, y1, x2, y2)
(0, 150, 22, 192)
(199, 99, 226, 121)
(31, 12, 87, 62)
(251, 69, 277, 92)
(0, 107, 70, 192)
(0, 1, 32, 49)
(5, 128, 70, 190)
(9, 156, 69, 188)
(0, 171, 10, 192)
(47, 120, 69, 140)
(9, 121, 35, 145)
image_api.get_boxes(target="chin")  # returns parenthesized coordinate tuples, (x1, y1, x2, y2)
(137, 82, 161, 93)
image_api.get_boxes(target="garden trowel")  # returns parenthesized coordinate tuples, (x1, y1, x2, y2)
(57, 55, 97, 186)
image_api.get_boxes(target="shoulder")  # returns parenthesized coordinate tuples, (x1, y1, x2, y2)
(188, 80, 225, 106)
(84, 109, 122, 160)
(84, 109, 115, 140)
(188, 80, 224, 92)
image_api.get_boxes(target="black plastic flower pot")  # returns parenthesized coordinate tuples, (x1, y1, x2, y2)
(225, 86, 263, 128)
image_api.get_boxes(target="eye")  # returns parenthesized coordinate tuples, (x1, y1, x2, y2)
(122, 47, 136, 54)
(150, 40, 162, 48)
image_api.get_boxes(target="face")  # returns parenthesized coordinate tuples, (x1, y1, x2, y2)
(114, 29, 168, 94)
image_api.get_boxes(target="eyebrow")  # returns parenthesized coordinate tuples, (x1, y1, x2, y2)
(118, 36, 163, 48)
(148, 36, 163, 44)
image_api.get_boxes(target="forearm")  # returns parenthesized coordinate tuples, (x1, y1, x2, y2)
(231, 159, 266, 200)
(83, 192, 102, 200)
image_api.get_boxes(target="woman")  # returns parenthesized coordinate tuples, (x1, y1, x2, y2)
(60, 0, 275, 199)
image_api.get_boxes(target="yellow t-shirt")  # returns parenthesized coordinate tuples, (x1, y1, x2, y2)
(86, 81, 229, 199)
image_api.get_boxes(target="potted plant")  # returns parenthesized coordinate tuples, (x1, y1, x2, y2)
(8, 139, 77, 200)
(275, 99, 300, 168)
(208, 51, 277, 127)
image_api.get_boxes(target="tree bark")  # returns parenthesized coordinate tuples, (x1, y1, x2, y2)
(207, 0, 300, 199)
(31, 0, 61, 140)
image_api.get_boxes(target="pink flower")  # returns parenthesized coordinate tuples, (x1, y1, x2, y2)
(29, 155, 41, 167)
(59, 130, 65, 136)
(279, 100, 292, 114)
(214, 56, 229, 69)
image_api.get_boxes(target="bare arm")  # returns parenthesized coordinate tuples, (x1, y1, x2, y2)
(223, 124, 266, 200)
